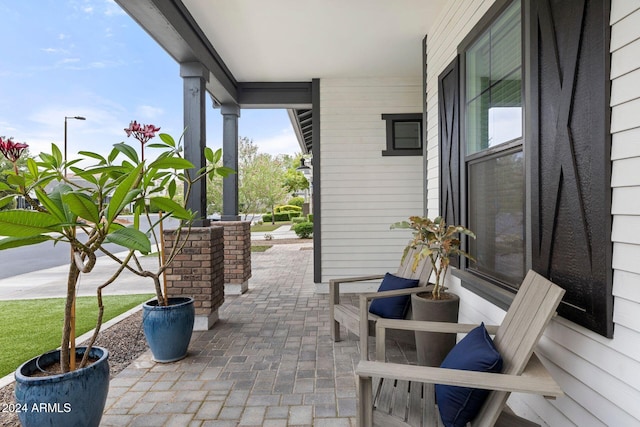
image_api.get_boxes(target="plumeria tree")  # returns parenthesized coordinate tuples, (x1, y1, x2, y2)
(0, 123, 233, 373)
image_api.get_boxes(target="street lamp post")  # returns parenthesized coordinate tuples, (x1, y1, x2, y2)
(64, 116, 86, 176)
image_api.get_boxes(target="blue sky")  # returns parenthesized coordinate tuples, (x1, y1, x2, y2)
(0, 0, 300, 161)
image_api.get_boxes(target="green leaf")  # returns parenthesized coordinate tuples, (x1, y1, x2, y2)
(113, 142, 140, 164)
(149, 197, 192, 220)
(168, 179, 176, 199)
(35, 187, 67, 222)
(0, 235, 53, 250)
(211, 148, 222, 164)
(0, 182, 11, 191)
(78, 151, 107, 163)
(104, 227, 151, 254)
(7, 175, 25, 188)
(149, 157, 194, 170)
(51, 144, 63, 166)
(0, 210, 61, 237)
(63, 192, 101, 225)
(159, 133, 175, 147)
(108, 147, 119, 164)
(27, 158, 39, 179)
(107, 163, 143, 222)
(204, 147, 214, 163)
(0, 195, 15, 209)
(215, 166, 235, 177)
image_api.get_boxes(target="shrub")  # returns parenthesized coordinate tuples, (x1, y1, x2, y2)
(275, 204, 302, 213)
(293, 221, 313, 239)
(288, 211, 301, 219)
(307, 214, 313, 222)
(292, 217, 305, 224)
(274, 212, 290, 222)
(288, 197, 305, 207)
(262, 214, 272, 222)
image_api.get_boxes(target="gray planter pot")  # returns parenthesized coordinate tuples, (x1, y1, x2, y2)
(411, 292, 460, 366)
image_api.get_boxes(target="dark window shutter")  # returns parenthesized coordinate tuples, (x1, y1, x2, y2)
(439, 57, 461, 268)
(529, 0, 612, 337)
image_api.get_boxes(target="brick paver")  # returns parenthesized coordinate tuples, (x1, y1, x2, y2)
(102, 242, 361, 426)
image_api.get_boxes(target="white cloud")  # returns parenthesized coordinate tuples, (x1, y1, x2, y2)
(253, 128, 302, 156)
(136, 105, 164, 121)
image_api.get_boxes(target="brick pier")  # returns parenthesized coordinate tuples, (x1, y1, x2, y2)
(163, 226, 225, 331)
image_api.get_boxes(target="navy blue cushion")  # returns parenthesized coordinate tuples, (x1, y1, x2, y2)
(368, 273, 419, 319)
(435, 323, 503, 427)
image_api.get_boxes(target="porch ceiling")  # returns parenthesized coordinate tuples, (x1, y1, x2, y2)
(182, 0, 447, 82)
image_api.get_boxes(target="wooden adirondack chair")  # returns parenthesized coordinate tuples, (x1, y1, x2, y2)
(329, 246, 433, 343)
(356, 270, 566, 427)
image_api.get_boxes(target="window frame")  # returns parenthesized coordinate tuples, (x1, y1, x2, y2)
(457, 0, 527, 293)
(381, 113, 423, 156)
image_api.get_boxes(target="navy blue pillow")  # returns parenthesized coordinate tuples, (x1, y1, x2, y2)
(368, 273, 419, 319)
(435, 323, 503, 427)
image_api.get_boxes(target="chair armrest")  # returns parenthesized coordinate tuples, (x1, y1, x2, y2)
(356, 354, 563, 399)
(329, 274, 385, 308)
(360, 285, 433, 301)
(376, 318, 500, 335)
(330, 274, 386, 286)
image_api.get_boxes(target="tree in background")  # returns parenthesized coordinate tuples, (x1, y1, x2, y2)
(242, 153, 289, 223)
(206, 137, 295, 222)
(283, 154, 309, 196)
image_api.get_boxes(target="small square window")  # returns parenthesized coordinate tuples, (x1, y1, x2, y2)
(382, 113, 423, 156)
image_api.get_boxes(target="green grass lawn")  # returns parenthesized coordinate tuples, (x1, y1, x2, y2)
(251, 245, 272, 252)
(250, 221, 291, 232)
(0, 294, 152, 378)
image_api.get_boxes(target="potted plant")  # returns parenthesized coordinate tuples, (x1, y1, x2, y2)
(391, 216, 475, 366)
(0, 122, 232, 427)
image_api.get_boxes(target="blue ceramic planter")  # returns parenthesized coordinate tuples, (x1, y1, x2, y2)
(143, 297, 195, 362)
(14, 346, 109, 427)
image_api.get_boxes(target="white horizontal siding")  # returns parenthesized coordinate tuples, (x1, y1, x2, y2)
(320, 77, 424, 283)
(423, 0, 640, 425)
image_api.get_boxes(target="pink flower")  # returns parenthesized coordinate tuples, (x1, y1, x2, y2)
(0, 136, 28, 163)
(124, 121, 160, 144)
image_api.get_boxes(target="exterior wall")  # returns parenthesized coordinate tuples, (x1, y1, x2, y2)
(426, 0, 640, 425)
(319, 77, 424, 285)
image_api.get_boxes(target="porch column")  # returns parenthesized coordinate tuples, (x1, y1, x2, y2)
(180, 62, 210, 227)
(221, 103, 240, 221)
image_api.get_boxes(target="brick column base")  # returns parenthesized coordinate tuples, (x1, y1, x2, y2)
(217, 221, 252, 295)
(163, 227, 224, 331)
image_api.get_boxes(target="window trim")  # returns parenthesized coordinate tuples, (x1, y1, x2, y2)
(381, 113, 423, 156)
(458, 0, 526, 291)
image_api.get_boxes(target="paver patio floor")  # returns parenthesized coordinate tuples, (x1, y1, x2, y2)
(102, 242, 368, 427)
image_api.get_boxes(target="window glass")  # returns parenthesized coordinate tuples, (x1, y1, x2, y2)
(394, 121, 421, 149)
(466, 0, 522, 155)
(468, 150, 525, 286)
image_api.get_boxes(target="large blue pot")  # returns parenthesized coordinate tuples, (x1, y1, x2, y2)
(143, 297, 195, 362)
(14, 346, 109, 427)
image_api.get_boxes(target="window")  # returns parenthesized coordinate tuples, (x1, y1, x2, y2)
(442, 0, 613, 337)
(463, 0, 524, 289)
(381, 114, 423, 156)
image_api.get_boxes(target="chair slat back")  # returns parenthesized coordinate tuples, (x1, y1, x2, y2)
(472, 270, 565, 427)
(395, 246, 433, 287)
